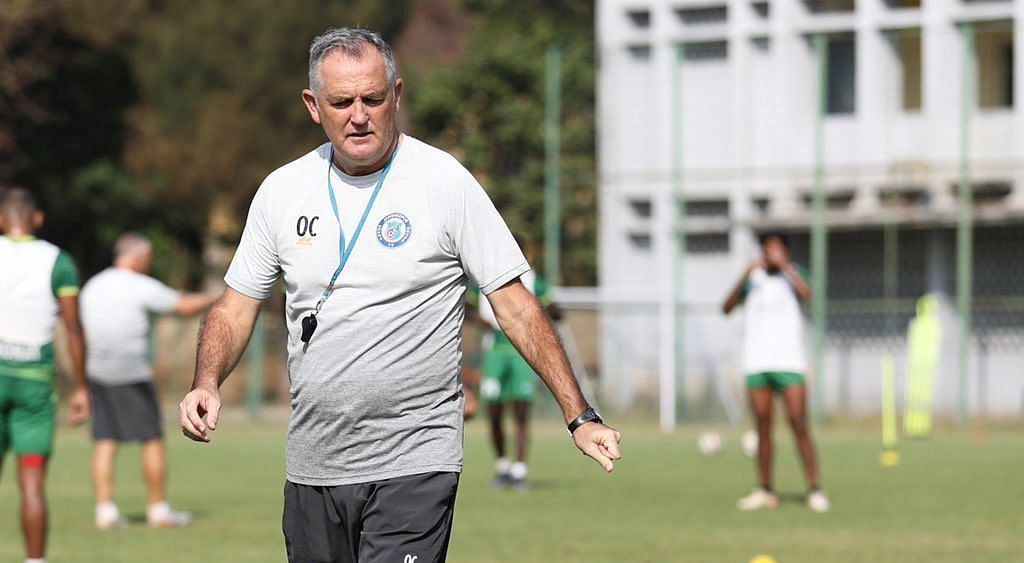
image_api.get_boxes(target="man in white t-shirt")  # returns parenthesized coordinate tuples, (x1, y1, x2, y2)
(80, 233, 216, 529)
(722, 232, 829, 513)
(177, 27, 621, 563)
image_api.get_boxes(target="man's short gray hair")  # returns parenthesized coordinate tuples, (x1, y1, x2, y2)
(308, 27, 397, 93)
(114, 232, 151, 260)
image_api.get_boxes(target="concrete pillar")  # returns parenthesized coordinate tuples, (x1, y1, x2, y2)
(922, 0, 960, 212)
(850, 0, 884, 216)
(1009, 4, 1024, 210)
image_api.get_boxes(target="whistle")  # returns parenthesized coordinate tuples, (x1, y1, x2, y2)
(300, 314, 318, 343)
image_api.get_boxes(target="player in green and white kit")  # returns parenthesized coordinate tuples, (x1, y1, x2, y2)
(474, 267, 561, 491)
(722, 232, 829, 513)
(0, 187, 90, 563)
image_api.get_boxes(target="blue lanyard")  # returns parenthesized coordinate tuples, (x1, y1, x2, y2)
(313, 141, 399, 315)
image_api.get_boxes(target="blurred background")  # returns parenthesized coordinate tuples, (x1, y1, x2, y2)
(597, 0, 1024, 429)
(8, 0, 1021, 428)
(2, 1, 1023, 562)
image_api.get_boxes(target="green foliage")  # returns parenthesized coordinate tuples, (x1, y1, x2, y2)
(407, 1, 597, 284)
(123, 0, 413, 238)
(3, 0, 411, 284)
(4, 0, 597, 286)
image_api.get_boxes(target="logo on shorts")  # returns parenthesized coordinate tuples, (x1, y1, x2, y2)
(404, 556, 418, 563)
(376, 212, 412, 248)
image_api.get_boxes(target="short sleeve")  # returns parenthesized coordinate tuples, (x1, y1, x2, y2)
(225, 184, 282, 299)
(51, 250, 81, 298)
(140, 276, 182, 314)
(446, 168, 528, 295)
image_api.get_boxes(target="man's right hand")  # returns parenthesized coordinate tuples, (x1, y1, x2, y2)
(179, 385, 222, 443)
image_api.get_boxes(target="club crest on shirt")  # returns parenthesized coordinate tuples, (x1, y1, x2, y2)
(376, 212, 412, 248)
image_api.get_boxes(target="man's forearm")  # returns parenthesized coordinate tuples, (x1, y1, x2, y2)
(67, 327, 87, 389)
(502, 305, 588, 423)
(58, 296, 88, 389)
(192, 298, 255, 390)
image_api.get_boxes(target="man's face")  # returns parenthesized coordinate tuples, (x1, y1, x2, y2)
(302, 46, 402, 176)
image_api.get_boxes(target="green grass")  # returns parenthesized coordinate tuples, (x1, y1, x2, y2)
(1, 414, 1022, 562)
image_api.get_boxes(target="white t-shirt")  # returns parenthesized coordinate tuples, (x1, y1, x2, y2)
(742, 267, 808, 374)
(225, 135, 528, 485)
(80, 268, 181, 385)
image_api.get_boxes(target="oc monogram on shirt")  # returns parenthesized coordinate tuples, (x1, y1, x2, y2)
(295, 215, 319, 246)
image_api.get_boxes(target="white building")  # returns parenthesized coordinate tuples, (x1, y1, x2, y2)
(596, 0, 1023, 420)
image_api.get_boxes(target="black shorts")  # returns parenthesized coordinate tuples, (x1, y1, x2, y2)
(283, 471, 460, 563)
(89, 380, 163, 442)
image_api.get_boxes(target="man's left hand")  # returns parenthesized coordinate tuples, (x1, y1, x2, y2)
(572, 423, 623, 472)
(68, 386, 90, 426)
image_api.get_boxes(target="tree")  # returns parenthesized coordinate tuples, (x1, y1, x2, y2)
(406, 0, 597, 285)
(121, 0, 411, 283)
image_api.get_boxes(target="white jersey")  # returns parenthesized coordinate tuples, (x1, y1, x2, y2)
(0, 237, 61, 346)
(80, 268, 181, 385)
(225, 135, 528, 485)
(742, 267, 808, 374)
(0, 235, 80, 382)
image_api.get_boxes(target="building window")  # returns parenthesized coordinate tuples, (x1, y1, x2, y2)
(685, 233, 731, 254)
(628, 233, 652, 249)
(752, 197, 770, 216)
(685, 199, 730, 217)
(626, 9, 651, 28)
(752, 2, 770, 18)
(627, 44, 652, 61)
(884, 0, 920, 7)
(628, 198, 652, 218)
(803, 0, 856, 13)
(676, 6, 728, 25)
(827, 34, 856, 115)
(752, 37, 770, 52)
(897, 31, 922, 111)
(683, 41, 728, 62)
(977, 27, 1014, 109)
(801, 189, 856, 209)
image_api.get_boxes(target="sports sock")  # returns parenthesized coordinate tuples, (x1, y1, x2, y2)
(148, 501, 171, 522)
(494, 457, 511, 475)
(25, 558, 46, 563)
(96, 501, 119, 521)
(509, 461, 527, 480)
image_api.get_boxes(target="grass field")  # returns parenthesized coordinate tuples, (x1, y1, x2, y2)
(1, 412, 1021, 562)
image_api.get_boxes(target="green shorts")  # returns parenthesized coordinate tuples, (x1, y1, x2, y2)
(746, 371, 805, 392)
(0, 375, 57, 456)
(481, 344, 536, 404)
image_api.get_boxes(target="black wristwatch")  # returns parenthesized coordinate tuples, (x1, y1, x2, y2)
(567, 407, 603, 436)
